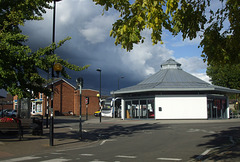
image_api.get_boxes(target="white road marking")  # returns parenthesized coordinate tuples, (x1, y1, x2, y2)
(40, 158, 71, 162)
(100, 139, 116, 145)
(196, 136, 235, 160)
(50, 153, 64, 155)
(187, 128, 216, 134)
(80, 153, 94, 156)
(196, 146, 220, 160)
(202, 148, 213, 156)
(157, 157, 182, 161)
(208, 131, 216, 134)
(196, 148, 213, 160)
(115, 155, 137, 159)
(0, 156, 41, 162)
(229, 136, 235, 145)
(142, 130, 152, 134)
(89, 159, 106, 162)
(187, 128, 200, 133)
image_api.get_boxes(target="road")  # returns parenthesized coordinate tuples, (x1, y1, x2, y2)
(1, 119, 239, 162)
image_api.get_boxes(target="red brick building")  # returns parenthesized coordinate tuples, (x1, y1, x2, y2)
(13, 79, 100, 116)
(1, 93, 13, 110)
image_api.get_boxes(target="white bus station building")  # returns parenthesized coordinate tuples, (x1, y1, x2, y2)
(112, 59, 240, 120)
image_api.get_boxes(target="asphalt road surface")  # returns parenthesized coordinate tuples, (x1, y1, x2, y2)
(1, 120, 239, 162)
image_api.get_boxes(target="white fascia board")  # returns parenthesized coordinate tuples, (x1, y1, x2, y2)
(155, 94, 207, 97)
(113, 87, 216, 95)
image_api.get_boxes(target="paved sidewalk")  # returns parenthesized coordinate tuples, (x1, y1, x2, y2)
(0, 117, 240, 161)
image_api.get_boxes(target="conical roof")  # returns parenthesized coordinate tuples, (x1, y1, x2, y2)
(113, 58, 240, 94)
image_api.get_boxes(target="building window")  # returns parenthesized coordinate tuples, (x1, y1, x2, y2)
(32, 102, 42, 114)
(14, 102, 17, 110)
(125, 98, 155, 119)
(40, 93, 43, 99)
(37, 103, 42, 112)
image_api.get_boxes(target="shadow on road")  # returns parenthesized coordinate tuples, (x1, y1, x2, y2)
(191, 126, 240, 161)
(83, 123, 162, 141)
(51, 122, 163, 146)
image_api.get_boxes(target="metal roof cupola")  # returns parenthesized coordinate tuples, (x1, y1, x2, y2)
(161, 58, 182, 70)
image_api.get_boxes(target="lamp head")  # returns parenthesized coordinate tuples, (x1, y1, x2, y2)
(76, 77, 83, 87)
(96, 68, 101, 72)
(53, 63, 62, 72)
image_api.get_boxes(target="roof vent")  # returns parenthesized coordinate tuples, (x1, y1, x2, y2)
(161, 58, 182, 70)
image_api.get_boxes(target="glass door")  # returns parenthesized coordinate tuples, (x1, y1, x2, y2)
(125, 101, 132, 119)
(221, 99, 227, 118)
(208, 98, 227, 119)
(132, 100, 139, 118)
(207, 99, 213, 119)
(140, 100, 147, 118)
(147, 99, 155, 118)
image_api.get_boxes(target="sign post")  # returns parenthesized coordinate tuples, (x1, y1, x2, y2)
(85, 97, 89, 120)
(76, 77, 83, 140)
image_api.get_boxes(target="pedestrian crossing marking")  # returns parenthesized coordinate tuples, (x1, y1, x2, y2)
(0, 156, 41, 162)
(40, 158, 71, 162)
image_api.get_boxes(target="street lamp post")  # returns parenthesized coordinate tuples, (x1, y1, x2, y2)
(46, 96, 49, 128)
(96, 69, 101, 98)
(50, 0, 62, 146)
(49, 63, 62, 146)
(96, 68, 102, 123)
(118, 76, 124, 90)
(76, 77, 83, 140)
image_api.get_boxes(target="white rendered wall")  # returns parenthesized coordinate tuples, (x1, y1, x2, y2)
(155, 95, 208, 119)
(121, 99, 125, 120)
(226, 99, 230, 119)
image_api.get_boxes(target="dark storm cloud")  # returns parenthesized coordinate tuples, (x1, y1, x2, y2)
(21, 0, 209, 95)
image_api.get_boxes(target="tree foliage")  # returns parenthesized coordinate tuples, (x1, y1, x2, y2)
(206, 64, 240, 90)
(0, 0, 89, 98)
(93, 0, 240, 65)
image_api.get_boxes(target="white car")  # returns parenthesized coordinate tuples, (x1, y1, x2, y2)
(101, 108, 113, 118)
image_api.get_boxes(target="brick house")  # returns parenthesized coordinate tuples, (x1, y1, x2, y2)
(1, 92, 13, 110)
(13, 79, 100, 116)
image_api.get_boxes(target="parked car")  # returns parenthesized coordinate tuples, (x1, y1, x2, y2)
(0, 109, 8, 117)
(4, 109, 13, 116)
(94, 110, 101, 117)
(6, 110, 17, 117)
(94, 108, 113, 117)
(94, 98, 114, 117)
(101, 108, 113, 118)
